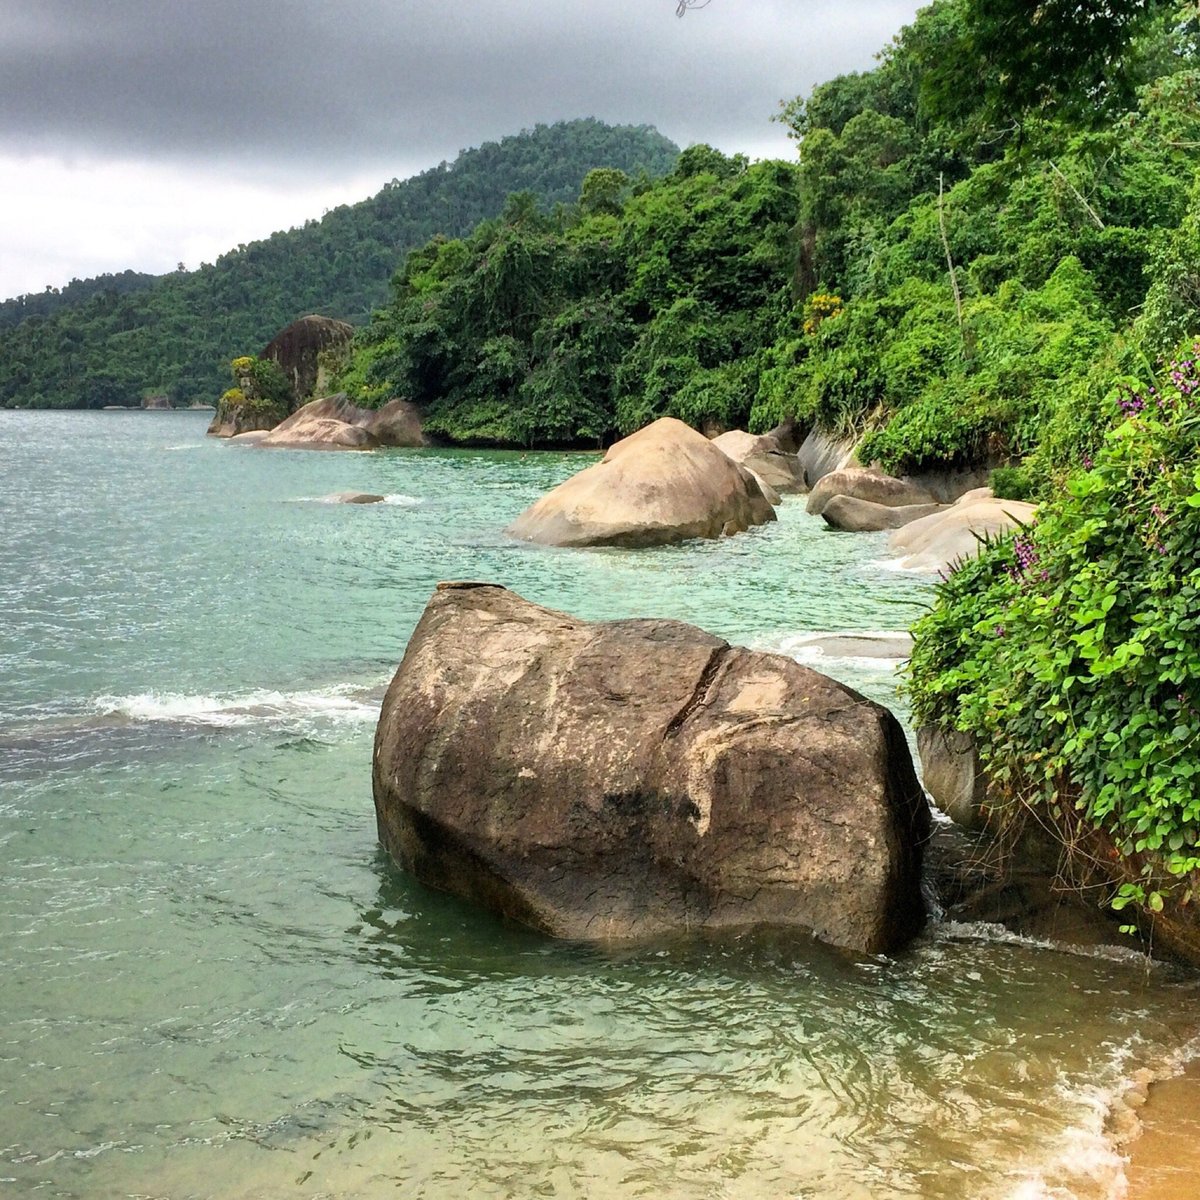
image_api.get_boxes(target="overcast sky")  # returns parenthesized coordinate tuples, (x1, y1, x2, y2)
(1, 0, 922, 300)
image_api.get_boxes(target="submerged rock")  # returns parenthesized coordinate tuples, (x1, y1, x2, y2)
(320, 492, 386, 504)
(372, 583, 931, 954)
(789, 632, 914, 660)
(507, 417, 775, 548)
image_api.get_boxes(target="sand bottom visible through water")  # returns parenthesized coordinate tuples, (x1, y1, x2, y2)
(1124, 1060, 1200, 1198)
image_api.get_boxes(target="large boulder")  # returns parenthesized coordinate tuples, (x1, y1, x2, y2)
(507, 418, 776, 548)
(822, 496, 945, 532)
(711, 429, 806, 494)
(807, 468, 937, 516)
(368, 397, 427, 447)
(796, 429, 856, 492)
(372, 583, 931, 954)
(256, 393, 426, 451)
(262, 315, 355, 406)
(888, 491, 1037, 573)
(260, 413, 379, 450)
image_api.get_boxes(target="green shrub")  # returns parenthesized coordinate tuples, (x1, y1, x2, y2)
(990, 465, 1033, 500)
(908, 340, 1200, 923)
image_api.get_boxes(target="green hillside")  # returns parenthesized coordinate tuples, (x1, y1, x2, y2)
(0, 119, 679, 409)
(331, 1, 1197, 467)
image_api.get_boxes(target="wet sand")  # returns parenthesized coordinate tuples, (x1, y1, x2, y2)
(1124, 1059, 1200, 1198)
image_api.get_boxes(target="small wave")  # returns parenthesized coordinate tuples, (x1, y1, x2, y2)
(288, 493, 422, 506)
(758, 629, 913, 670)
(163, 443, 203, 452)
(91, 684, 379, 729)
(935, 919, 1161, 968)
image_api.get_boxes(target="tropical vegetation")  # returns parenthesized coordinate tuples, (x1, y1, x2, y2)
(0, 120, 679, 409)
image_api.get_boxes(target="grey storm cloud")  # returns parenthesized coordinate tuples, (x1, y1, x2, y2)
(0, 0, 921, 173)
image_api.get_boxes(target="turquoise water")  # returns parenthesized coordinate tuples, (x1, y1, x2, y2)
(1, 410, 1197, 1200)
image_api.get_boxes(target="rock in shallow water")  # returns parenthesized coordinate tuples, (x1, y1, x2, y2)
(506, 417, 775, 548)
(320, 492, 386, 505)
(372, 583, 931, 954)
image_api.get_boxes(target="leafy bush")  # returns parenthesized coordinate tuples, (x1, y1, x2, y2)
(990, 465, 1033, 500)
(908, 342, 1200, 922)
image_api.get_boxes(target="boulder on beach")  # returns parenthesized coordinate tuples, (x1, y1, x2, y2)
(229, 429, 271, 445)
(372, 582, 931, 954)
(507, 417, 775, 548)
(256, 394, 426, 452)
(917, 726, 988, 830)
(807, 468, 937, 517)
(822, 495, 945, 532)
(711, 429, 806, 494)
(888, 490, 1037, 573)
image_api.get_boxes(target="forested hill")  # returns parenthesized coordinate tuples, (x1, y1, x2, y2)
(0, 119, 679, 409)
(0, 270, 159, 333)
(329, 0, 1197, 466)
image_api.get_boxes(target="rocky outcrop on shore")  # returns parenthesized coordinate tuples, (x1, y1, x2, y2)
(711, 429, 806, 494)
(373, 582, 931, 953)
(255, 394, 427, 451)
(208, 404, 281, 438)
(261, 315, 354, 407)
(508, 417, 776, 548)
(796, 429, 856, 491)
(888, 489, 1037, 573)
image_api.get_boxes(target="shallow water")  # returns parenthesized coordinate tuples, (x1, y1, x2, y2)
(1, 410, 1196, 1199)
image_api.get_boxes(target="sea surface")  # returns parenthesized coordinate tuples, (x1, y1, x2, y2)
(1, 409, 1197, 1200)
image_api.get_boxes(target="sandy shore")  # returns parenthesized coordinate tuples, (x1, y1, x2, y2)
(1122, 1058, 1200, 1198)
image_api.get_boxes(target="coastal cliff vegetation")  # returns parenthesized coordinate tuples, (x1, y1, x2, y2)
(329, 1, 1197, 475)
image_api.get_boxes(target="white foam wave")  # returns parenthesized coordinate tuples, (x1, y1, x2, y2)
(935, 919, 1161, 967)
(91, 684, 379, 729)
(757, 629, 913, 670)
(290, 493, 421, 506)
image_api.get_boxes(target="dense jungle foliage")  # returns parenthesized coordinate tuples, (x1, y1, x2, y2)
(909, 346, 1200, 931)
(0, 120, 679, 409)
(333, 1, 1198, 469)
(332, 146, 800, 444)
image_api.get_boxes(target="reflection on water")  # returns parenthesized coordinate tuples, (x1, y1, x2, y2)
(1, 413, 1197, 1199)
